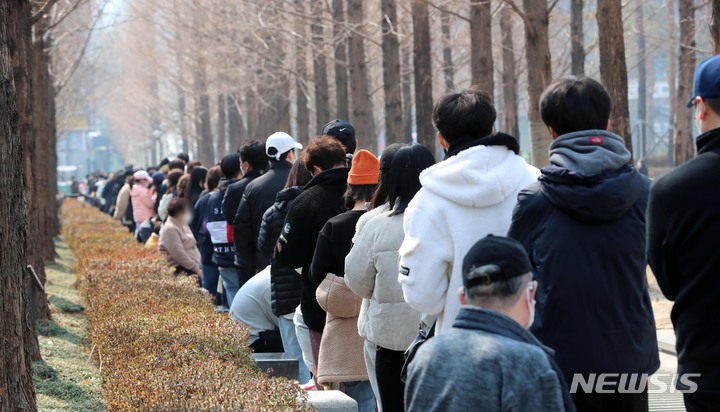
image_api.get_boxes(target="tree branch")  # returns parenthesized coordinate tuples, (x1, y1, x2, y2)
(32, 0, 60, 25)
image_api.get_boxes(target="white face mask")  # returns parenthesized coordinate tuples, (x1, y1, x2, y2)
(525, 282, 536, 329)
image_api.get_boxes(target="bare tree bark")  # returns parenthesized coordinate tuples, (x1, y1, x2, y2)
(636, 0, 648, 158)
(667, 0, 677, 141)
(347, 0, 376, 149)
(311, 14, 330, 137)
(674, 0, 696, 165)
(470, 0, 494, 95)
(295, 0, 309, 141)
(571, 0, 584, 75)
(217, 94, 227, 159)
(712, 0, 720, 54)
(521, 0, 553, 166)
(441, 10, 455, 92)
(412, 0, 434, 150)
(381, 0, 404, 144)
(332, 0, 349, 120)
(227, 95, 244, 150)
(402, 46, 414, 142)
(500, 5, 520, 140)
(597, 0, 633, 155)
(193, 57, 214, 165)
(1, 0, 38, 410)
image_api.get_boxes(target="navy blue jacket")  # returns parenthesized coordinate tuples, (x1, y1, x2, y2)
(508, 147, 659, 386)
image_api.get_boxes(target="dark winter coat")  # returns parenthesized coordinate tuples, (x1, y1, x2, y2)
(233, 160, 292, 282)
(309, 210, 365, 286)
(275, 167, 350, 332)
(210, 173, 260, 268)
(222, 170, 262, 226)
(191, 192, 214, 265)
(508, 130, 659, 386)
(258, 186, 304, 316)
(648, 127, 720, 399)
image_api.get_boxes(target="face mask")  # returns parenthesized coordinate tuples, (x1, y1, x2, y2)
(525, 282, 536, 329)
(183, 212, 193, 226)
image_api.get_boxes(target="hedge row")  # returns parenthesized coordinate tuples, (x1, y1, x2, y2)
(62, 200, 308, 411)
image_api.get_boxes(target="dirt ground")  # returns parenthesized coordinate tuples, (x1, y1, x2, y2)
(647, 266, 674, 330)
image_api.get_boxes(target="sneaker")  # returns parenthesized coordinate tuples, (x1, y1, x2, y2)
(215, 305, 229, 313)
(301, 380, 316, 391)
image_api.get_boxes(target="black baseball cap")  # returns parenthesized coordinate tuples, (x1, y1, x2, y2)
(687, 55, 720, 107)
(462, 235, 533, 289)
(322, 119, 356, 140)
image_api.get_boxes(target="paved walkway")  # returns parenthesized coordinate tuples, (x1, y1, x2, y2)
(649, 330, 685, 412)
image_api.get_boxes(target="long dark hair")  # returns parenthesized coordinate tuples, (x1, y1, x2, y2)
(184, 166, 208, 206)
(388, 143, 435, 216)
(284, 161, 313, 189)
(371, 143, 406, 208)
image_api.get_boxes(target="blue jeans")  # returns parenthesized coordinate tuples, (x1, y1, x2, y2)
(218, 266, 240, 307)
(201, 263, 221, 305)
(278, 316, 311, 383)
(344, 380, 376, 412)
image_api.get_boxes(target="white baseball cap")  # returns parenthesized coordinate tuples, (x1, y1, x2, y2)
(266, 132, 303, 160)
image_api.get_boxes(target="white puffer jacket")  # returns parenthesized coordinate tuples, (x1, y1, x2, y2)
(345, 210, 422, 351)
(398, 144, 539, 333)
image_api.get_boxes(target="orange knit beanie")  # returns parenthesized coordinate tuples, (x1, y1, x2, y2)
(348, 149, 379, 185)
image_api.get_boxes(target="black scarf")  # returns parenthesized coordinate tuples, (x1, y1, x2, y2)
(454, 307, 577, 412)
(444, 132, 521, 159)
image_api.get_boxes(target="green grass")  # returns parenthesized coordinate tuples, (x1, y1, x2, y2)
(32, 238, 105, 412)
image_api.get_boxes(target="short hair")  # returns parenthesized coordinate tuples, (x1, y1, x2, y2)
(703, 97, 720, 116)
(539, 76, 612, 135)
(388, 144, 436, 216)
(177, 152, 190, 163)
(206, 166, 223, 191)
(168, 159, 186, 172)
(344, 184, 377, 210)
(220, 152, 242, 178)
(186, 160, 202, 174)
(301, 136, 347, 172)
(167, 197, 189, 218)
(432, 87, 497, 143)
(159, 158, 170, 167)
(166, 170, 183, 190)
(239, 139, 268, 172)
(284, 161, 313, 189)
(466, 273, 531, 310)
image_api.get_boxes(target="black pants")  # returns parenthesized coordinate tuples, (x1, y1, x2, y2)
(684, 394, 720, 412)
(572, 389, 648, 412)
(375, 347, 406, 412)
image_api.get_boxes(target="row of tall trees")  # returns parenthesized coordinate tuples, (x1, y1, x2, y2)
(89, 0, 717, 169)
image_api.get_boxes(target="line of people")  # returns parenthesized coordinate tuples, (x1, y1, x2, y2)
(88, 58, 720, 412)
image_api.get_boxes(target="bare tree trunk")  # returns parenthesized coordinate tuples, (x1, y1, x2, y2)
(227, 95, 244, 150)
(178, 88, 188, 154)
(381, 0, 404, 144)
(217, 94, 227, 159)
(500, 5, 520, 140)
(636, 0, 648, 159)
(1, 0, 38, 410)
(667, 0, 677, 141)
(597, 0, 633, 155)
(295, 0, 309, 141)
(332, 0, 349, 120)
(194, 57, 214, 165)
(712, 0, 720, 54)
(312, 14, 330, 138)
(412, 0, 434, 150)
(674, 0, 696, 165)
(440, 10, 455, 92)
(246, 88, 258, 139)
(521, 0, 553, 166)
(571, 0, 584, 75)
(402, 47, 414, 142)
(347, 0, 376, 149)
(470, 0, 494, 95)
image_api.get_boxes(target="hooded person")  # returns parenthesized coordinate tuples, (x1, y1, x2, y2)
(508, 76, 659, 412)
(398, 87, 539, 334)
(130, 170, 156, 226)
